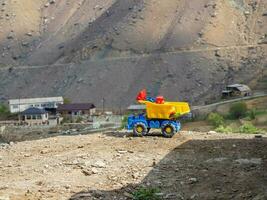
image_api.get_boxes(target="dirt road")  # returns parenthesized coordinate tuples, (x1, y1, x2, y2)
(0, 131, 266, 200)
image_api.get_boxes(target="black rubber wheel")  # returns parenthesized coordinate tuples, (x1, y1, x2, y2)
(161, 123, 176, 138)
(133, 122, 147, 137)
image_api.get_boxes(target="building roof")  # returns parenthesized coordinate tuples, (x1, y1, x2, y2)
(127, 105, 146, 110)
(57, 103, 96, 112)
(21, 107, 48, 115)
(9, 97, 63, 105)
(226, 84, 251, 92)
(222, 90, 232, 94)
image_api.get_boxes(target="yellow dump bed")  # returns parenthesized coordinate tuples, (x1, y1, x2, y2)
(139, 100, 191, 120)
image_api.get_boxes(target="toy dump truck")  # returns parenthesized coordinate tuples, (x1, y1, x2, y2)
(127, 90, 191, 138)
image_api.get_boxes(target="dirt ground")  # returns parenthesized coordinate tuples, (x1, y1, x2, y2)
(0, 131, 266, 200)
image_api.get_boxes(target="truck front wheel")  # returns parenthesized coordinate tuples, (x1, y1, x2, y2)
(162, 124, 176, 138)
(133, 122, 147, 137)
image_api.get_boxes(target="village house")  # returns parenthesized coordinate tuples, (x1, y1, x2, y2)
(222, 84, 252, 98)
(19, 107, 49, 125)
(8, 97, 64, 113)
(57, 103, 96, 117)
(127, 104, 146, 115)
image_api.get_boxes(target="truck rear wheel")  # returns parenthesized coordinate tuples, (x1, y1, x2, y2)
(133, 122, 147, 137)
(162, 124, 176, 138)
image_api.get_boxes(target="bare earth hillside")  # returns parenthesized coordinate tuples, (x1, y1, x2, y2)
(0, 0, 266, 107)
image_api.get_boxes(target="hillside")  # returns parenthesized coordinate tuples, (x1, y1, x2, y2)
(0, 0, 266, 107)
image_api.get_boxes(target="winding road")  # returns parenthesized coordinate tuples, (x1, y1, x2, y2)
(192, 92, 267, 111)
(0, 43, 266, 71)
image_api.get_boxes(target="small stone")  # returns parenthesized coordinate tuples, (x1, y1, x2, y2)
(132, 173, 139, 179)
(82, 169, 92, 176)
(189, 177, 198, 184)
(64, 185, 71, 189)
(21, 42, 29, 47)
(82, 167, 98, 176)
(244, 11, 250, 15)
(36, 181, 44, 186)
(215, 50, 221, 57)
(91, 167, 99, 174)
(7, 34, 14, 39)
(190, 194, 198, 199)
(211, 13, 217, 17)
(72, 160, 79, 165)
(92, 160, 106, 168)
(207, 131, 217, 135)
(40, 150, 49, 154)
(117, 150, 128, 154)
(26, 32, 32, 37)
(9, 141, 14, 146)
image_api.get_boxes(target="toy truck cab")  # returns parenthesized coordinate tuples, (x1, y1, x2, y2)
(126, 90, 191, 138)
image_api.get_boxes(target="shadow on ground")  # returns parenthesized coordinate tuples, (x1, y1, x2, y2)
(103, 131, 167, 138)
(69, 137, 267, 200)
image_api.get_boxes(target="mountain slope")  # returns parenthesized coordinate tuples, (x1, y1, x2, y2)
(0, 0, 266, 107)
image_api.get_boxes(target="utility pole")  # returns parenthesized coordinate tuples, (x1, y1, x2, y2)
(102, 98, 105, 114)
(18, 95, 21, 123)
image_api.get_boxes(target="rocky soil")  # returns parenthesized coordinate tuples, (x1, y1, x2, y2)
(0, 131, 266, 200)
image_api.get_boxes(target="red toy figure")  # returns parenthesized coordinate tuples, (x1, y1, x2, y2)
(136, 89, 147, 101)
(156, 96, 165, 104)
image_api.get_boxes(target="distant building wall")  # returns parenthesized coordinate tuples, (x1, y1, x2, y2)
(59, 109, 96, 117)
(8, 97, 64, 113)
(19, 113, 49, 126)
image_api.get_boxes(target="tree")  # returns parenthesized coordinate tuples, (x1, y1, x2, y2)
(229, 102, 248, 119)
(63, 98, 71, 104)
(207, 112, 224, 127)
(0, 103, 10, 120)
(0, 103, 9, 114)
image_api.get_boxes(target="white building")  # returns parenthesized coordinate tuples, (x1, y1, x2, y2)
(8, 97, 64, 113)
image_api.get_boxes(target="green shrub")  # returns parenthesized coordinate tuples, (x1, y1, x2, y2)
(63, 98, 71, 104)
(248, 109, 256, 120)
(76, 116, 83, 123)
(0, 103, 10, 120)
(61, 116, 72, 124)
(229, 102, 248, 119)
(215, 125, 233, 133)
(0, 104, 9, 114)
(207, 113, 224, 127)
(239, 123, 259, 134)
(120, 115, 128, 130)
(133, 187, 161, 200)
